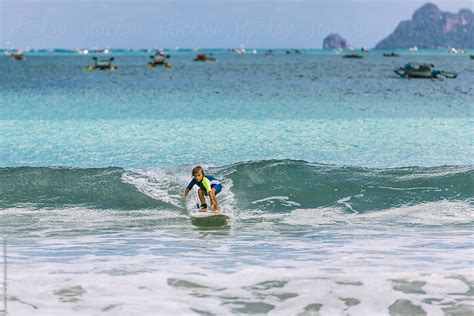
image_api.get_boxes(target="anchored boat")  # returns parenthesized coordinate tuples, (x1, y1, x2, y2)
(343, 54, 363, 59)
(87, 57, 118, 71)
(5, 51, 25, 61)
(193, 53, 217, 62)
(394, 63, 457, 79)
(147, 52, 172, 68)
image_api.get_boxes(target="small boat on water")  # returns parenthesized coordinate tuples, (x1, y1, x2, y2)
(394, 63, 457, 79)
(5, 51, 25, 61)
(470, 55, 474, 60)
(231, 45, 257, 54)
(87, 57, 118, 71)
(90, 49, 110, 54)
(193, 53, 217, 62)
(343, 54, 363, 59)
(76, 49, 89, 55)
(147, 52, 172, 68)
(383, 52, 399, 57)
(448, 48, 466, 54)
(286, 49, 302, 55)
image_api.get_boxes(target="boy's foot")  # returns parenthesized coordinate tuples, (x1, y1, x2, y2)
(212, 208, 220, 214)
(199, 208, 208, 212)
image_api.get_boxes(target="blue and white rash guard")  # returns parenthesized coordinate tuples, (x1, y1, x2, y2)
(187, 175, 221, 194)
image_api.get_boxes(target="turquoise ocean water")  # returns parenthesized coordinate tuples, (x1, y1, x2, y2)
(0, 49, 473, 315)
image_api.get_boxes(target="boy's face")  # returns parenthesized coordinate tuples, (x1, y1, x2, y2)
(194, 171, 203, 182)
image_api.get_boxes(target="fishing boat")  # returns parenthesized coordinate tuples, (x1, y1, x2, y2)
(147, 52, 172, 68)
(448, 48, 466, 54)
(75, 49, 89, 55)
(383, 52, 399, 57)
(193, 53, 217, 62)
(394, 63, 457, 79)
(87, 57, 118, 71)
(343, 54, 363, 59)
(4, 51, 25, 61)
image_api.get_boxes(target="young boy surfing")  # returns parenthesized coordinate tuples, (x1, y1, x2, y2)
(183, 166, 222, 213)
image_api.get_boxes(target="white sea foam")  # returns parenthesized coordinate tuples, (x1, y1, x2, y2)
(282, 200, 474, 227)
(6, 255, 474, 315)
(252, 196, 301, 207)
(122, 168, 185, 207)
(337, 196, 359, 213)
(1, 201, 472, 315)
(283, 207, 349, 226)
(357, 200, 474, 226)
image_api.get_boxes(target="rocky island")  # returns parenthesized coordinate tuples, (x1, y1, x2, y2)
(376, 3, 473, 49)
(322, 33, 353, 50)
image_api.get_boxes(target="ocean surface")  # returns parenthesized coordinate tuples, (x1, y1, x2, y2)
(0, 49, 473, 315)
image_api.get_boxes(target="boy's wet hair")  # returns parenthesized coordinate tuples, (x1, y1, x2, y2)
(192, 166, 204, 176)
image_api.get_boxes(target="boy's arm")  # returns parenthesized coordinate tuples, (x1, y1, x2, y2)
(184, 179, 196, 199)
(184, 187, 190, 199)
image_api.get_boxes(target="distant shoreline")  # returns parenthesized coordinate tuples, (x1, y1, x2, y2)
(1, 48, 470, 53)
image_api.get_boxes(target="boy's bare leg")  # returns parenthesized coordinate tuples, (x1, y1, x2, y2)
(198, 189, 207, 211)
(210, 189, 220, 213)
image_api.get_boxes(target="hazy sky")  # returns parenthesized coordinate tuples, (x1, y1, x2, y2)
(0, 0, 471, 49)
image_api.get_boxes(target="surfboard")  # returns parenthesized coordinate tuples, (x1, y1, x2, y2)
(189, 188, 229, 226)
(190, 209, 230, 226)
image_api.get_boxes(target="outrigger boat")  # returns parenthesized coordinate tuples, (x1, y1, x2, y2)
(286, 49, 302, 54)
(87, 57, 118, 71)
(147, 52, 172, 68)
(5, 51, 25, 61)
(343, 54, 363, 59)
(448, 48, 466, 54)
(394, 63, 457, 79)
(383, 52, 399, 57)
(193, 53, 217, 62)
